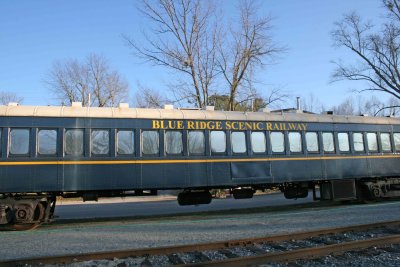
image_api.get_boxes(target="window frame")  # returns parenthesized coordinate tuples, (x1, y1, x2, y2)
(9, 128, 31, 156)
(91, 129, 110, 156)
(322, 132, 335, 153)
(116, 129, 135, 156)
(393, 132, 400, 152)
(188, 130, 205, 156)
(165, 130, 183, 156)
(141, 130, 160, 156)
(37, 128, 58, 156)
(305, 131, 319, 153)
(270, 131, 285, 154)
(366, 132, 379, 152)
(288, 131, 302, 153)
(64, 128, 85, 157)
(210, 130, 227, 154)
(251, 131, 266, 154)
(352, 132, 365, 153)
(337, 132, 350, 153)
(380, 132, 392, 152)
(231, 131, 247, 154)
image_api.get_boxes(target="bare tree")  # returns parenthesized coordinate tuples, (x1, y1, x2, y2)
(0, 91, 23, 105)
(134, 83, 169, 108)
(218, 0, 284, 110)
(126, 0, 285, 111)
(125, 0, 219, 108)
(332, 0, 400, 101)
(46, 54, 129, 107)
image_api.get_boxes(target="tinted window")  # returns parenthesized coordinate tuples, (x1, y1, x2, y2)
(322, 132, 334, 152)
(210, 131, 226, 153)
(289, 132, 302, 152)
(38, 129, 57, 155)
(251, 132, 266, 153)
(394, 133, 400, 151)
(353, 133, 364, 152)
(367, 132, 378, 151)
(142, 131, 159, 155)
(338, 132, 350, 152)
(306, 132, 319, 152)
(117, 130, 134, 155)
(380, 133, 392, 151)
(65, 129, 84, 156)
(271, 132, 284, 153)
(165, 131, 183, 155)
(91, 130, 109, 155)
(10, 128, 30, 155)
(188, 131, 205, 154)
(232, 132, 246, 153)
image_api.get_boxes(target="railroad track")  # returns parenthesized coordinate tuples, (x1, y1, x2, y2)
(2, 220, 400, 267)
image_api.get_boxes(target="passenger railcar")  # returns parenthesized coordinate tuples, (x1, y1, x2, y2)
(1, 103, 400, 229)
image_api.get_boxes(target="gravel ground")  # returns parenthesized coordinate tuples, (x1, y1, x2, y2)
(0, 200, 399, 262)
(268, 244, 400, 267)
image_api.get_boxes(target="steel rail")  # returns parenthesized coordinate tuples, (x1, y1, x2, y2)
(1, 220, 399, 267)
(184, 234, 400, 267)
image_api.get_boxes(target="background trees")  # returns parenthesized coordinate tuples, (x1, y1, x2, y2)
(332, 0, 400, 101)
(126, 0, 285, 111)
(45, 54, 129, 107)
(0, 91, 23, 105)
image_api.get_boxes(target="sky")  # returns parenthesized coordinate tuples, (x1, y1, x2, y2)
(0, 0, 383, 108)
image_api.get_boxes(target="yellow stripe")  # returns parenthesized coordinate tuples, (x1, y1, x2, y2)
(0, 154, 399, 165)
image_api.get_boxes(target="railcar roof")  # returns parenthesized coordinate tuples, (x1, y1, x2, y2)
(0, 105, 399, 125)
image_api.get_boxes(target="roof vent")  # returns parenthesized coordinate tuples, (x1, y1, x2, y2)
(7, 102, 19, 106)
(360, 114, 369, 117)
(204, 106, 215, 111)
(260, 107, 270, 113)
(324, 111, 334, 115)
(71, 102, 82, 107)
(119, 103, 129, 109)
(164, 104, 174, 110)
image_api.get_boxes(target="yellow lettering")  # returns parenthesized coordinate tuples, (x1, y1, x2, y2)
(152, 120, 161, 129)
(273, 123, 280, 131)
(177, 121, 184, 129)
(216, 121, 222, 130)
(239, 122, 245, 130)
(288, 123, 296, 130)
(300, 123, 307, 131)
(187, 121, 194, 129)
(245, 122, 253, 130)
(207, 121, 215, 130)
(167, 120, 175, 129)
(256, 122, 263, 130)
(266, 122, 273, 131)
(231, 122, 239, 130)
(226, 121, 231, 130)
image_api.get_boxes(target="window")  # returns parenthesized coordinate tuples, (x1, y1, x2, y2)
(380, 133, 392, 152)
(288, 132, 302, 153)
(117, 130, 134, 155)
(251, 132, 266, 153)
(271, 132, 284, 153)
(0, 129, 2, 154)
(91, 130, 109, 155)
(353, 133, 364, 152)
(10, 128, 30, 155)
(65, 129, 84, 156)
(142, 131, 159, 155)
(322, 132, 334, 152)
(367, 132, 378, 151)
(306, 132, 319, 152)
(38, 129, 57, 155)
(210, 131, 226, 153)
(232, 132, 246, 153)
(188, 131, 205, 154)
(338, 132, 350, 152)
(394, 133, 400, 151)
(165, 131, 183, 155)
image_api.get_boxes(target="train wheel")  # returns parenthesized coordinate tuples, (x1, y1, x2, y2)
(11, 202, 45, 231)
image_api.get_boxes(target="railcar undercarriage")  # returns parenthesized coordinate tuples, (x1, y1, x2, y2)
(0, 194, 56, 230)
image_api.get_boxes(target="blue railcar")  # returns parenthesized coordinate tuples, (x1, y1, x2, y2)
(1, 103, 400, 229)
